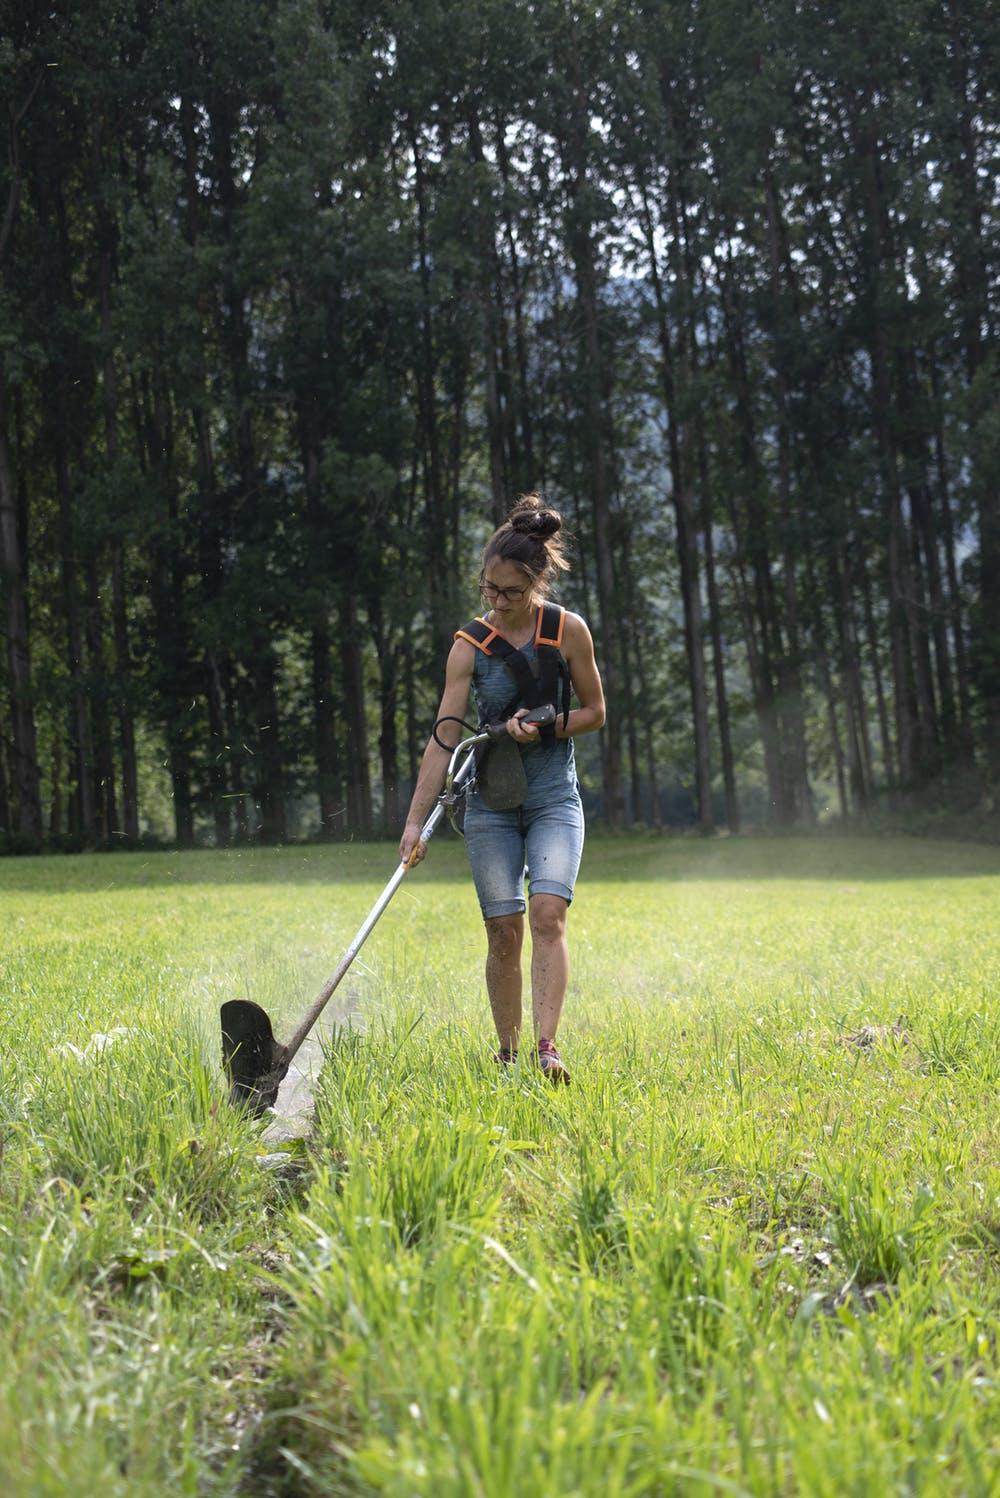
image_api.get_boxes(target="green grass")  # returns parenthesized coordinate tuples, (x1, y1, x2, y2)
(2, 834, 999, 1494)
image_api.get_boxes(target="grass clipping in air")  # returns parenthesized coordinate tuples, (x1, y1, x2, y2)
(1, 835, 999, 1494)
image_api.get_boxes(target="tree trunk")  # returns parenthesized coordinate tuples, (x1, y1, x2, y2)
(378, 650, 400, 836)
(828, 543, 871, 814)
(142, 363, 194, 847)
(339, 592, 373, 838)
(379, 650, 400, 837)
(727, 546, 785, 822)
(691, 255, 740, 833)
(637, 179, 713, 831)
(252, 641, 286, 844)
(310, 623, 342, 838)
(204, 652, 231, 848)
(408, 117, 451, 657)
(367, 589, 400, 837)
(621, 526, 662, 829)
(52, 410, 94, 839)
(652, 86, 719, 831)
(804, 549, 848, 819)
(715, 242, 791, 822)
(559, 78, 625, 825)
(618, 583, 643, 823)
(96, 118, 139, 841)
(762, 155, 814, 823)
(701, 459, 741, 835)
(972, 416, 1000, 782)
(403, 625, 419, 793)
(84, 555, 118, 839)
(906, 499, 940, 763)
(31, 166, 94, 838)
(927, 352, 976, 767)
(196, 411, 232, 849)
(856, 97, 920, 791)
(495, 117, 536, 488)
(0, 373, 42, 839)
(909, 475, 956, 749)
(944, 1, 1000, 776)
(177, 102, 231, 847)
(0, 69, 43, 839)
(218, 104, 290, 841)
(466, 108, 515, 513)
(445, 326, 468, 576)
(0, 707, 9, 833)
(943, 3, 993, 376)
(49, 733, 63, 837)
(821, 648, 849, 821)
(110, 543, 139, 841)
(223, 675, 250, 843)
(856, 538, 895, 790)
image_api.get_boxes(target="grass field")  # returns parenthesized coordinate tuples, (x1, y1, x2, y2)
(2, 834, 999, 1495)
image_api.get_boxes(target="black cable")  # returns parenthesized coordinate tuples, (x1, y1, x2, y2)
(431, 715, 478, 751)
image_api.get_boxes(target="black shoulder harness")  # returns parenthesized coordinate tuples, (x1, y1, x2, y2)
(455, 602, 572, 747)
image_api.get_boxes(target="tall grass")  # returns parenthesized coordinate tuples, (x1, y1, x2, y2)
(2, 835, 999, 1492)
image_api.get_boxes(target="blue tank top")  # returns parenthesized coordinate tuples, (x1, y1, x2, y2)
(471, 635, 577, 810)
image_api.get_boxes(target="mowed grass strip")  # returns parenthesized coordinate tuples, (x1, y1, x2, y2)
(1, 836, 999, 1494)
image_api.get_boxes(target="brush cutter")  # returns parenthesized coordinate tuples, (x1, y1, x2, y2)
(220, 703, 556, 1114)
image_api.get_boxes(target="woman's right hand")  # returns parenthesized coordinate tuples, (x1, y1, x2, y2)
(507, 707, 540, 744)
(399, 821, 426, 867)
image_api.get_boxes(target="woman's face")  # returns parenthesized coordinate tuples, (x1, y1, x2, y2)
(480, 559, 535, 619)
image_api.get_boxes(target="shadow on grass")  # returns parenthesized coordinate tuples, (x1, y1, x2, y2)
(2, 832, 999, 896)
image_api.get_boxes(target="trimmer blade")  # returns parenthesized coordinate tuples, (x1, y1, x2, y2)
(221, 1000, 290, 1115)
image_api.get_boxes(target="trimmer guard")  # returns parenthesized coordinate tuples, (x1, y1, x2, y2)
(473, 703, 557, 812)
(221, 999, 290, 1115)
(474, 734, 529, 811)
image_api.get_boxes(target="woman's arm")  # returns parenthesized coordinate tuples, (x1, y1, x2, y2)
(399, 639, 475, 863)
(557, 612, 606, 738)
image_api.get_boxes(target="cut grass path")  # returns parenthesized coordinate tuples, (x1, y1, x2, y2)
(2, 835, 999, 1494)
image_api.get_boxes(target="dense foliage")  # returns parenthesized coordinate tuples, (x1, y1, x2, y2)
(1, 0, 996, 845)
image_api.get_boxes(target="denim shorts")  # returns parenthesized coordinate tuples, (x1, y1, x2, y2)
(463, 790, 585, 919)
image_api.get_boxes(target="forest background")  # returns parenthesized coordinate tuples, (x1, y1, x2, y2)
(0, 0, 996, 850)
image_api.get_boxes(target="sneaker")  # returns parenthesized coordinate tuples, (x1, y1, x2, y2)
(494, 1046, 518, 1067)
(537, 1038, 570, 1085)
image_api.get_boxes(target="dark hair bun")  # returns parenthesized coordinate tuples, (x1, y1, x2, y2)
(508, 497, 562, 539)
(484, 492, 571, 591)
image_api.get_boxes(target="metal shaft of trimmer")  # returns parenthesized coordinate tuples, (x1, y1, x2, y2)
(280, 735, 483, 1065)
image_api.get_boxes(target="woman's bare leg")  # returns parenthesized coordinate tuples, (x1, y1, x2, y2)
(528, 894, 569, 1041)
(484, 914, 524, 1051)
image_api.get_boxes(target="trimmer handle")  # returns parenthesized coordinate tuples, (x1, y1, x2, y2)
(485, 702, 556, 742)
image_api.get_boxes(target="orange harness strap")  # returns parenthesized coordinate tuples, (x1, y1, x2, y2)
(533, 602, 566, 650)
(454, 617, 500, 653)
(455, 605, 565, 653)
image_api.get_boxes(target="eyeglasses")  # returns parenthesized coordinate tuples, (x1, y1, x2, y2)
(480, 576, 529, 603)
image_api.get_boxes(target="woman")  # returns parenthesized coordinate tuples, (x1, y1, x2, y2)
(399, 496, 605, 1082)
